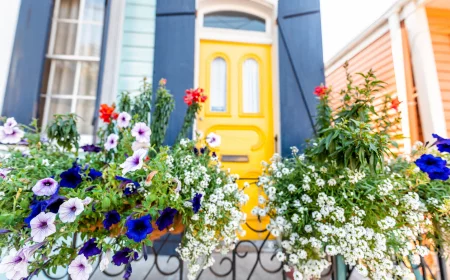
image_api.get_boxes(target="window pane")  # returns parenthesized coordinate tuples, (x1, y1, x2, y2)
(78, 23, 103, 56)
(204, 11, 265, 32)
(52, 61, 77, 95)
(76, 100, 95, 135)
(242, 59, 260, 113)
(48, 98, 72, 119)
(78, 62, 99, 96)
(83, 0, 105, 22)
(54, 22, 77, 55)
(58, 0, 80, 20)
(210, 58, 227, 112)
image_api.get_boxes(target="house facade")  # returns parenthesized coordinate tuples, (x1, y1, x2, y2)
(326, 0, 450, 154)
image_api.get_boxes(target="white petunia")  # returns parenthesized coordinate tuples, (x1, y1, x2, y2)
(104, 134, 119, 151)
(117, 112, 131, 128)
(68, 255, 92, 280)
(30, 212, 57, 242)
(206, 132, 221, 148)
(120, 149, 147, 175)
(131, 122, 151, 143)
(58, 198, 84, 223)
(99, 250, 112, 272)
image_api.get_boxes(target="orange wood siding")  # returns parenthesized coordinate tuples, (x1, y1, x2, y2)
(326, 32, 403, 150)
(427, 8, 450, 136)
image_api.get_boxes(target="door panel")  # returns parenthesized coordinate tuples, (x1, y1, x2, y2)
(198, 40, 273, 239)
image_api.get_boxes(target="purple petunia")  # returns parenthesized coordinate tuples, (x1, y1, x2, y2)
(81, 144, 101, 153)
(112, 248, 138, 266)
(415, 154, 450, 181)
(117, 112, 132, 128)
(103, 210, 121, 230)
(191, 193, 202, 214)
(156, 207, 177, 231)
(120, 149, 147, 175)
(124, 264, 133, 279)
(105, 134, 119, 151)
(432, 134, 450, 153)
(60, 164, 82, 189)
(131, 123, 151, 143)
(125, 215, 153, 242)
(24, 200, 48, 226)
(32, 178, 58, 196)
(78, 238, 101, 258)
(30, 212, 56, 242)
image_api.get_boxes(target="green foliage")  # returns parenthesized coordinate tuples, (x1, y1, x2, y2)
(151, 81, 175, 149)
(176, 103, 200, 143)
(46, 114, 80, 152)
(309, 64, 401, 172)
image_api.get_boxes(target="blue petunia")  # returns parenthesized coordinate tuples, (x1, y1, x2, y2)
(125, 215, 153, 242)
(103, 210, 121, 230)
(112, 248, 138, 266)
(191, 193, 202, 214)
(24, 200, 48, 226)
(115, 176, 140, 195)
(60, 165, 82, 188)
(124, 264, 132, 279)
(81, 144, 102, 153)
(78, 238, 102, 258)
(44, 193, 66, 213)
(156, 207, 177, 231)
(432, 134, 450, 153)
(415, 154, 450, 181)
(88, 168, 102, 180)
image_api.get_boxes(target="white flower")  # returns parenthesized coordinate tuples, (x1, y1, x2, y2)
(298, 154, 305, 161)
(304, 225, 312, 233)
(206, 132, 221, 148)
(131, 122, 151, 143)
(320, 167, 327, 173)
(42, 159, 50, 166)
(117, 112, 131, 128)
(328, 179, 337, 186)
(0, 126, 24, 144)
(0, 248, 29, 280)
(288, 184, 296, 193)
(104, 134, 119, 151)
(293, 270, 303, 280)
(30, 212, 56, 242)
(120, 149, 147, 175)
(99, 250, 111, 272)
(316, 179, 325, 187)
(276, 251, 286, 262)
(58, 198, 84, 223)
(131, 141, 150, 151)
(3, 117, 17, 133)
(68, 255, 92, 280)
(82, 197, 93, 206)
(289, 254, 299, 264)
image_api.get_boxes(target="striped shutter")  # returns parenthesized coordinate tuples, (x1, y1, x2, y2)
(277, 0, 325, 156)
(2, 0, 53, 125)
(153, 0, 196, 146)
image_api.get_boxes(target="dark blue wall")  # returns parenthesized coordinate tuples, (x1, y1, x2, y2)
(278, 0, 325, 156)
(3, 0, 53, 124)
(153, 0, 196, 146)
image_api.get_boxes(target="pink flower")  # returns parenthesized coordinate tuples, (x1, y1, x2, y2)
(131, 122, 151, 143)
(32, 178, 58, 196)
(206, 132, 221, 148)
(58, 198, 84, 223)
(68, 255, 93, 280)
(104, 134, 119, 151)
(0, 126, 24, 144)
(30, 212, 56, 242)
(117, 112, 132, 128)
(120, 149, 147, 175)
(0, 168, 10, 179)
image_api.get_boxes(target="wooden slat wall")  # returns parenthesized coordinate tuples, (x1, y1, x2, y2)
(326, 32, 404, 151)
(427, 8, 450, 136)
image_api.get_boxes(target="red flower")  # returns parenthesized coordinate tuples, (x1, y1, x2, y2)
(99, 104, 118, 123)
(314, 85, 328, 98)
(183, 88, 207, 106)
(391, 97, 401, 111)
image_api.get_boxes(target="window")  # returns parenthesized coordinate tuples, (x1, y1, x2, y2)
(39, 0, 105, 137)
(210, 57, 227, 112)
(242, 59, 260, 113)
(203, 11, 265, 32)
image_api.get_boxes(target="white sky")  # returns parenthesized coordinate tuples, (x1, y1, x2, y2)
(320, 0, 397, 63)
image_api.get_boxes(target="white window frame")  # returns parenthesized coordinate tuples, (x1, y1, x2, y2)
(40, 0, 105, 144)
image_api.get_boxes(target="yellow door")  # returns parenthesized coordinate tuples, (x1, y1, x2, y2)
(197, 40, 274, 239)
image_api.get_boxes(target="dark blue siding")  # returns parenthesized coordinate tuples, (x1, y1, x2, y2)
(278, 0, 325, 156)
(153, 0, 196, 146)
(3, 0, 53, 124)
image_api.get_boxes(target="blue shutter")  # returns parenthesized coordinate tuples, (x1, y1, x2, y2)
(278, 0, 325, 156)
(93, 0, 112, 134)
(2, 0, 53, 124)
(153, 0, 196, 146)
